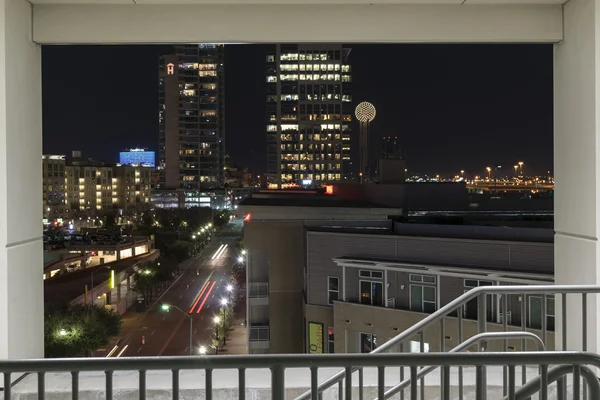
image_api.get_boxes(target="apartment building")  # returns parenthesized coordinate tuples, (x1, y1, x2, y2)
(43, 155, 152, 220)
(42, 155, 67, 220)
(304, 223, 554, 354)
(239, 190, 555, 355)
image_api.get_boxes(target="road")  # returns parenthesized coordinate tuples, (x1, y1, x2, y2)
(103, 219, 243, 357)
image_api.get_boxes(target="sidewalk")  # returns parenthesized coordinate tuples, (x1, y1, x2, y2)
(221, 292, 247, 355)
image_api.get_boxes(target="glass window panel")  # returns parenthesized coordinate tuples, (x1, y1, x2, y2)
(410, 286, 423, 312)
(359, 270, 370, 278)
(328, 277, 339, 291)
(423, 286, 436, 302)
(423, 301, 436, 314)
(328, 291, 338, 304)
(529, 296, 542, 330)
(422, 276, 436, 284)
(372, 282, 383, 306)
(360, 281, 371, 305)
(372, 271, 383, 279)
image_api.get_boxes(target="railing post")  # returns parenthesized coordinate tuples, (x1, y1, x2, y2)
(271, 365, 285, 400)
(345, 366, 352, 400)
(476, 292, 487, 400)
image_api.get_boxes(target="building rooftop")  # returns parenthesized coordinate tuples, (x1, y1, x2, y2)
(238, 196, 391, 209)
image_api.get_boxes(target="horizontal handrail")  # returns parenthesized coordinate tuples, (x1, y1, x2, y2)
(380, 331, 546, 400)
(1, 351, 600, 373)
(296, 284, 600, 400)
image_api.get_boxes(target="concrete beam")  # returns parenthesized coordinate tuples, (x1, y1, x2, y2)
(33, 3, 563, 44)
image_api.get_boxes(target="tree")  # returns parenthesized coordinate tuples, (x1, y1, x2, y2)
(44, 304, 121, 358)
(231, 265, 246, 288)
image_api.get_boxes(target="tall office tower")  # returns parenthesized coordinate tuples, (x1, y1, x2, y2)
(266, 44, 352, 187)
(158, 44, 225, 191)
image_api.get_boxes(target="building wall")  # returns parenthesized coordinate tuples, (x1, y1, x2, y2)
(245, 220, 306, 354)
(306, 231, 555, 353)
(330, 302, 555, 353)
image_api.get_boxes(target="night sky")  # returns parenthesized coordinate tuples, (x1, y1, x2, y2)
(42, 44, 553, 177)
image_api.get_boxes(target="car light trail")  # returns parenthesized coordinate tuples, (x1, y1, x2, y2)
(214, 244, 228, 259)
(116, 345, 129, 358)
(106, 345, 119, 358)
(188, 279, 211, 314)
(196, 281, 216, 314)
(211, 244, 225, 260)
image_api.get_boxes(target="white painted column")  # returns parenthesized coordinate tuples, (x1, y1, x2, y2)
(554, 0, 600, 352)
(0, 0, 43, 361)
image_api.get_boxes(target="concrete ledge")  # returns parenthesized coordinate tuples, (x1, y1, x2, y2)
(6, 365, 569, 399)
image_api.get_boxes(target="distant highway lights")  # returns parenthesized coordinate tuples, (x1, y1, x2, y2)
(162, 304, 193, 356)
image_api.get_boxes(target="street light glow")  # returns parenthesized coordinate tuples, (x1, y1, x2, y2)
(226, 284, 233, 292)
(214, 316, 221, 324)
(59, 329, 67, 336)
(241, 249, 246, 255)
(237, 256, 244, 263)
(221, 298, 228, 306)
(161, 304, 170, 311)
(199, 346, 207, 355)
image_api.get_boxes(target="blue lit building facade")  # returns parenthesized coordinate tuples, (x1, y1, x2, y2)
(119, 148, 156, 167)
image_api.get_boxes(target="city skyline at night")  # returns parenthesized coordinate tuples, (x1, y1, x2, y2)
(41, 43, 553, 178)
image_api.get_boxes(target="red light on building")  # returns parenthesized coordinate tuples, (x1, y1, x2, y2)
(325, 185, 334, 195)
(244, 213, 251, 222)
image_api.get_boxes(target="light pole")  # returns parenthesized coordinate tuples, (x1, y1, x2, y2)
(518, 161, 524, 176)
(162, 304, 193, 355)
(486, 167, 491, 180)
(514, 165, 518, 178)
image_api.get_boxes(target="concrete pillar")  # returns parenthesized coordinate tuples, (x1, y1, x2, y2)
(0, 0, 43, 360)
(555, 0, 600, 352)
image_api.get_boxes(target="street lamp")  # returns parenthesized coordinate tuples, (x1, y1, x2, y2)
(237, 256, 244, 263)
(192, 234, 196, 239)
(518, 161, 524, 176)
(199, 346, 207, 355)
(486, 167, 492, 180)
(241, 249, 246, 256)
(59, 329, 67, 336)
(162, 304, 193, 356)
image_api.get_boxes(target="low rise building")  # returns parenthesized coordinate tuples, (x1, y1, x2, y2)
(239, 188, 554, 355)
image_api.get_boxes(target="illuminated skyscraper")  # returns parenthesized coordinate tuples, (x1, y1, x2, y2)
(158, 44, 225, 190)
(266, 44, 353, 187)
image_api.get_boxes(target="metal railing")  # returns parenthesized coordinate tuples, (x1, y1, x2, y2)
(249, 282, 269, 298)
(249, 325, 270, 341)
(296, 285, 600, 400)
(379, 331, 546, 399)
(2, 352, 600, 400)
